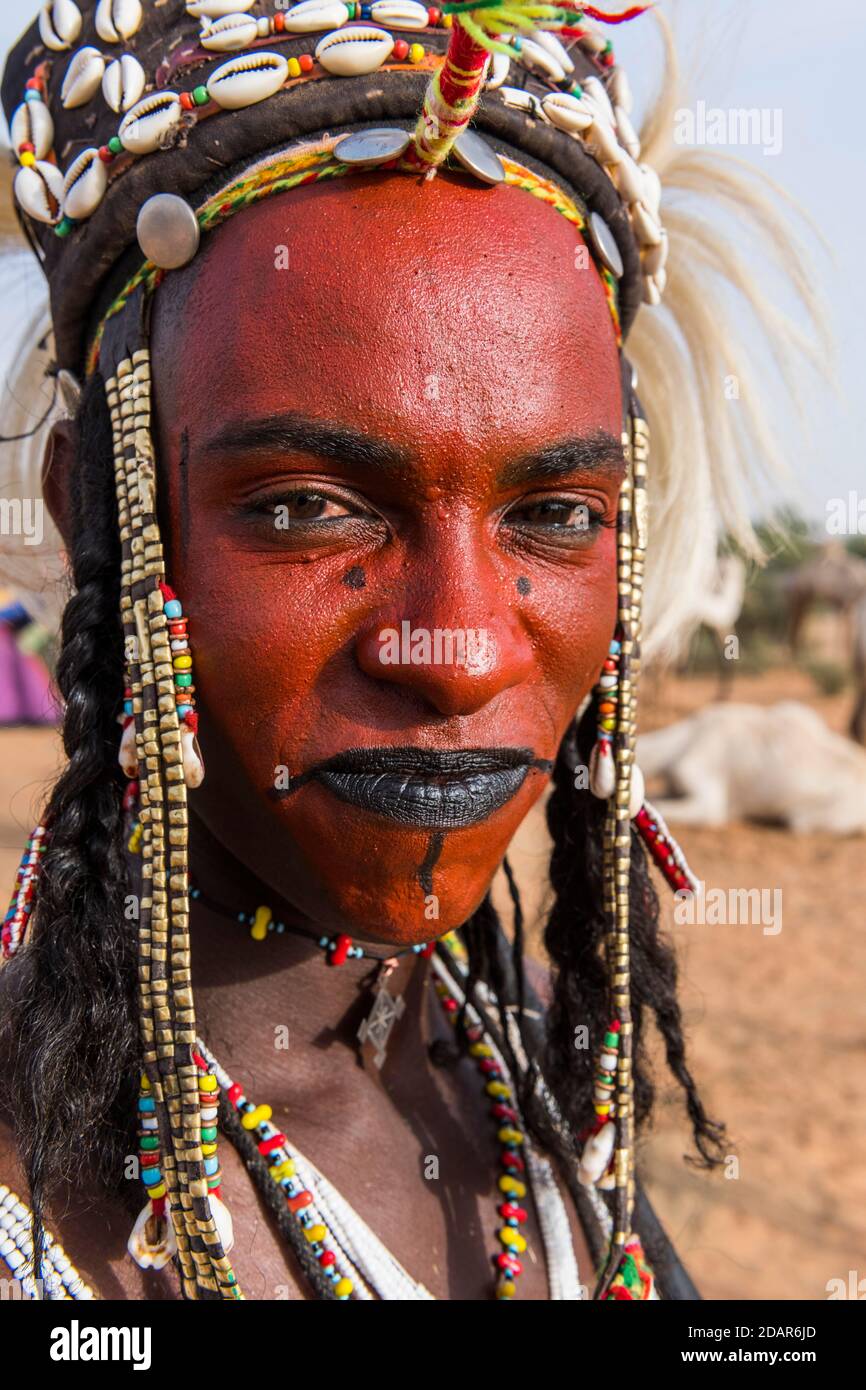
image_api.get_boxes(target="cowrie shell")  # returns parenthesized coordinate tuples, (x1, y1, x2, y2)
(609, 66, 633, 116)
(581, 75, 615, 126)
(282, 1, 349, 32)
(516, 36, 565, 83)
(614, 104, 640, 160)
(61, 46, 106, 109)
(119, 91, 183, 155)
(641, 228, 668, 277)
(612, 149, 644, 204)
(95, 0, 143, 43)
(499, 85, 539, 117)
(200, 14, 260, 51)
(187, 0, 255, 14)
(578, 1121, 615, 1185)
(38, 0, 82, 52)
(631, 198, 662, 247)
(484, 52, 510, 90)
(102, 53, 146, 113)
(575, 21, 605, 55)
(527, 30, 574, 76)
(541, 90, 594, 135)
(62, 146, 108, 220)
(127, 1204, 177, 1271)
(369, 0, 428, 29)
(10, 101, 55, 160)
(315, 26, 394, 76)
(206, 52, 289, 110)
(642, 273, 661, 306)
(13, 160, 65, 223)
(639, 162, 661, 216)
(583, 117, 621, 167)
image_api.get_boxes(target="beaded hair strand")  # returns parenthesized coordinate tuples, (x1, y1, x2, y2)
(106, 342, 240, 1300)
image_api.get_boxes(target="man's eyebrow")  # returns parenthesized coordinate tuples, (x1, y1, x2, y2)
(198, 411, 413, 473)
(497, 429, 626, 488)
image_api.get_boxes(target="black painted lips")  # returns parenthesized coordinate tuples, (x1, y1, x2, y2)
(308, 747, 545, 830)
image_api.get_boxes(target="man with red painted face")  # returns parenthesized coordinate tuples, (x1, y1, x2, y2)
(0, 2, 816, 1304)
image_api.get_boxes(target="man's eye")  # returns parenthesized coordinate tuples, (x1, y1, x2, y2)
(279, 490, 351, 521)
(508, 499, 606, 531)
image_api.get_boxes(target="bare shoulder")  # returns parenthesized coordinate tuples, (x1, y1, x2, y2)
(0, 1110, 178, 1301)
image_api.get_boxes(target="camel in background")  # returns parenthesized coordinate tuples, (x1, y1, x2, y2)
(637, 702, 866, 834)
(781, 541, 866, 743)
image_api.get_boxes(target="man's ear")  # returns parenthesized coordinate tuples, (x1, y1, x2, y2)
(42, 416, 77, 553)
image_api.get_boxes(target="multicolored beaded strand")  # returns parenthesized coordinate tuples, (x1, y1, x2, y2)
(1, 821, 49, 961)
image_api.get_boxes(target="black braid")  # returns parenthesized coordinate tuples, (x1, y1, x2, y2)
(218, 1093, 338, 1300)
(541, 704, 727, 1168)
(0, 371, 139, 1279)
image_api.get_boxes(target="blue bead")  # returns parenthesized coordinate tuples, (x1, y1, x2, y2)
(507, 1218, 518, 1227)
(141, 1166, 161, 1185)
(609, 639, 622, 654)
(139, 1096, 156, 1112)
(177, 703, 192, 718)
(164, 599, 183, 619)
(203, 1156, 219, 1176)
(24, 90, 41, 103)
(124, 701, 133, 716)
(318, 936, 329, 948)
(191, 888, 200, 899)
(276, 922, 285, 933)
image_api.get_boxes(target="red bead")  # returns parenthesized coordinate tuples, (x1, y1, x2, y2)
(298, 53, 313, 72)
(319, 1249, 336, 1267)
(274, 11, 285, 29)
(228, 1083, 243, 1105)
(420, 942, 435, 957)
(427, 6, 441, 21)
(491, 1103, 517, 1122)
(479, 1058, 499, 1075)
(98, 146, 113, 163)
(393, 38, 409, 60)
(25, 77, 41, 91)
(329, 933, 352, 966)
(18, 141, 34, 154)
(501, 1152, 525, 1173)
(286, 1189, 313, 1213)
(496, 1252, 522, 1276)
(465, 1026, 483, 1043)
(499, 1202, 528, 1222)
(257, 1132, 286, 1155)
(180, 92, 194, 111)
(442, 997, 458, 1013)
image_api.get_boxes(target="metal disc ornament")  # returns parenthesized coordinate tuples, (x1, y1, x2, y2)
(136, 193, 201, 270)
(587, 210, 624, 278)
(451, 130, 505, 186)
(333, 128, 411, 168)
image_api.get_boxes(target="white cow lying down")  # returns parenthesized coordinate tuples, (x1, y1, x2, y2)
(637, 701, 866, 834)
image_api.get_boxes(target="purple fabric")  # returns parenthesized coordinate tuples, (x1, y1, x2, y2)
(0, 624, 60, 725)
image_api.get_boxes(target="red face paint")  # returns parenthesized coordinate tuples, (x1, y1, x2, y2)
(150, 171, 623, 945)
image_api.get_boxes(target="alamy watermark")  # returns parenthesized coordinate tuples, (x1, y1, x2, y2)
(674, 102, 783, 157)
(378, 621, 493, 670)
(674, 880, 782, 936)
(0, 497, 43, 546)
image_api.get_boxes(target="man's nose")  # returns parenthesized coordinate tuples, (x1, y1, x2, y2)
(354, 563, 535, 719)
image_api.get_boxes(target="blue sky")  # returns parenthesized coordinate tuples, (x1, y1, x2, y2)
(1, 0, 862, 523)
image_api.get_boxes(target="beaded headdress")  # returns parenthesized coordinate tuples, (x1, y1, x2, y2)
(0, 0, 817, 1302)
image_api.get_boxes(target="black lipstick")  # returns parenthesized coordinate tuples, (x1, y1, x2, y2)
(284, 747, 551, 830)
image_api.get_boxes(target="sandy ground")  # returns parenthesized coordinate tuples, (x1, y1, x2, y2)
(1, 663, 863, 1301)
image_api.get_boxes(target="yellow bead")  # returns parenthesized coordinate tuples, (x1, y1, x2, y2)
(269, 1158, 295, 1180)
(251, 905, 272, 941)
(19, 151, 36, 167)
(304, 1224, 327, 1244)
(173, 654, 192, 670)
(499, 1226, 527, 1253)
(287, 57, 301, 77)
(486, 1081, 511, 1099)
(497, 1279, 516, 1298)
(408, 42, 424, 63)
(442, 13, 452, 25)
(594, 1103, 611, 1116)
(202, 1143, 217, 1157)
(498, 1175, 526, 1198)
(497, 1127, 524, 1146)
(242, 1102, 272, 1129)
(469, 1042, 493, 1058)
(335, 1277, 353, 1298)
(147, 1181, 166, 1199)
(199, 1074, 218, 1093)
(140, 1073, 151, 1091)
(600, 717, 616, 732)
